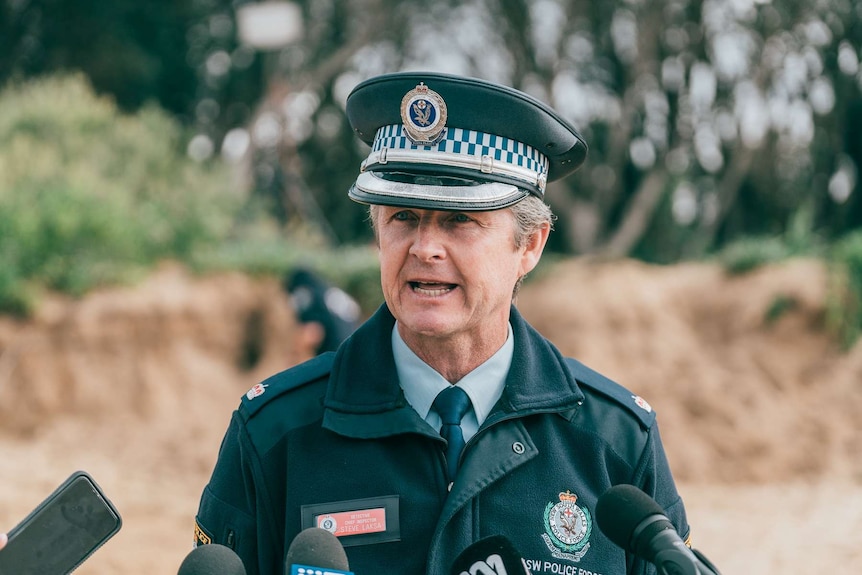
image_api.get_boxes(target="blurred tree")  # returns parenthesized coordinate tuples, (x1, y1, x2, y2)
(4, 0, 202, 115)
(225, 0, 862, 259)
(3, 0, 861, 261)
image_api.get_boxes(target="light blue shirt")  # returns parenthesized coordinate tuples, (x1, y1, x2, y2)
(392, 323, 514, 442)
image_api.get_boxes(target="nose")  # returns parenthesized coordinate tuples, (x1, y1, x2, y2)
(408, 220, 446, 261)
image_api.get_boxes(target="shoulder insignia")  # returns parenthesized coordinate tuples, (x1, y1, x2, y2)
(240, 351, 335, 419)
(564, 357, 656, 428)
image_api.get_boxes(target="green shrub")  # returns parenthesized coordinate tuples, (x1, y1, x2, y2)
(714, 202, 823, 275)
(714, 236, 795, 275)
(827, 231, 862, 350)
(0, 73, 241, 314)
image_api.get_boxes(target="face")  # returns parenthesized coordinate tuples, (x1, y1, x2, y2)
(375, 205, 548, 346)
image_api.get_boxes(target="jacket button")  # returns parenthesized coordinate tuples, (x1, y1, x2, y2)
(512, 442, 525, 454)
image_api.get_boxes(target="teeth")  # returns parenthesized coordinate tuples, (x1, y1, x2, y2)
(413, 283, 452, 296)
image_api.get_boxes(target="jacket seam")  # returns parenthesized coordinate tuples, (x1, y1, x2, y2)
(235, 411, 281, 559)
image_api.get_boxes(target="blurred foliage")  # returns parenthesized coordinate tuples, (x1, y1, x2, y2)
(826, 231, 862, 350)
(763, 294, 799, 325)
(0, 74, 240, 313)
(714, 201, 825, 274)
(3, 0, 862, 343)
(0, 73, 378, 316)
(192, 232, 384, 315)
(714, 236, 800, 275)
(0, 0, 260, 122)
(713, 205, 862, 348)
(5, 0, 861, 259)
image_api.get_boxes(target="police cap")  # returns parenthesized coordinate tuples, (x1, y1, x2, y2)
(346, 71, 588, 211)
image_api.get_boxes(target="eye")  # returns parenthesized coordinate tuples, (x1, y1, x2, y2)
(449, 212, 472, 224)
(392, 210, 416, 221)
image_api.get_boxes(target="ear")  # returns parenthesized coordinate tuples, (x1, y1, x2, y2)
(518, 222, 551, 277)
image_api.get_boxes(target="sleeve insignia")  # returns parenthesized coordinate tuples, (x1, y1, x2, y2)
(194, 519, 213, 547)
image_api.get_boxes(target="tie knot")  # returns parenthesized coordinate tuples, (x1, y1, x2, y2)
(433, 386, 471, 425)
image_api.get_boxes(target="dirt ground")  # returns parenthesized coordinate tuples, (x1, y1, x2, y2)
(1, 258, 860, 574)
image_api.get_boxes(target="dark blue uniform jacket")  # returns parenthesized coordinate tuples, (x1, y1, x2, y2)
(195, 304, 689, 575)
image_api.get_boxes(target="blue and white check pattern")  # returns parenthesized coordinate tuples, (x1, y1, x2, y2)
(371, 124, 549, 181)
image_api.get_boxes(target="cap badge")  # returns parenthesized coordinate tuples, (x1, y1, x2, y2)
(400, 82, 447, 145)
(541, 490, 592, 562)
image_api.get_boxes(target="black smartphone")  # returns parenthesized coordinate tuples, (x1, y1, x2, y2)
(0, 470, 122, 575)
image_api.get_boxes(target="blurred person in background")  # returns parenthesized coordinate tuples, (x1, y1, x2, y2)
(283, 267, 362, 359)
(193, 72, 690, 575)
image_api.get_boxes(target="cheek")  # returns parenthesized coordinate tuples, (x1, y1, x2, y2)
(377, 243, 404, 289)
(466, 250, 519, 289)
(378, 257, 394, 285)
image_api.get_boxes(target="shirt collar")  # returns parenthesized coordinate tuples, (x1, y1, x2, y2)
(392, 322, 514, 428)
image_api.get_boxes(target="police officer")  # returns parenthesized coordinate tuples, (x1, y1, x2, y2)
(194, 71, 689, 575)
(283, 267, 361, 357)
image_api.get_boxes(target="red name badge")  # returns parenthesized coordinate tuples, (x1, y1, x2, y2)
(316, 507, 387, 537)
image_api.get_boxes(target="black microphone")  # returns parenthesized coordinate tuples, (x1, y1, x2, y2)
(177, 544, 247, 575)
(285, 527, 354, 575)
(450, 535, 531, 575)
(596, 484, 721, 575)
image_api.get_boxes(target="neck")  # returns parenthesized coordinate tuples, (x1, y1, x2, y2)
(398, 323, 508, 383)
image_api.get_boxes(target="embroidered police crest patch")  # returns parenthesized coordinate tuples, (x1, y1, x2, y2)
(542, 490, 592, 561)
(400, 82, 447, 145)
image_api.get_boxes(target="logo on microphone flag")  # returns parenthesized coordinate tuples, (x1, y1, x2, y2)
(542, 490, 592, 561)
(291, 565, 354, 575)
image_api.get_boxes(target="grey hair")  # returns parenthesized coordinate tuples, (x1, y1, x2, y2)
(510, 195, 555, 294)
(511, 195, 555, 248)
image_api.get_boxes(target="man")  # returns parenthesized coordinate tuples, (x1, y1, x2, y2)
(194, 71, 689, 575)
(283, 267, 361, 359)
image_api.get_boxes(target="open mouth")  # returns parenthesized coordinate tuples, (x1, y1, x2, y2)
(410, 282, 456, 296)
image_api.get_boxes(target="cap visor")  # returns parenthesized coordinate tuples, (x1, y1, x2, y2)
(348, 171, 529, 211)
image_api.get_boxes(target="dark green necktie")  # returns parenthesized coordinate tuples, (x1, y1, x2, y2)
(433, 385, 472, 482)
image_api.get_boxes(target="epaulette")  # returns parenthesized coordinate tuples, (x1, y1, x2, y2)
(239, 352, 335, 420)
(565, 357, 656, 429)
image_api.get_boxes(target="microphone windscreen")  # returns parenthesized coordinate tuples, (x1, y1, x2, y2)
(595, 484, 673, 552)
(450, 535, 530, 575)
(286, 527, 350, 571)
(177, 544, 247, 575)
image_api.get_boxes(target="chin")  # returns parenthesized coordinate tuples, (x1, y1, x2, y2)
(399, 311, 460, 338)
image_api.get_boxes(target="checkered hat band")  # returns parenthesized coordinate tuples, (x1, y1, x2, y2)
(371, 125, 550, 177)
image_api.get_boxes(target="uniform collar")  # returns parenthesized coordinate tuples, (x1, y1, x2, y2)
(393, 321, 513, 434)
(322, 304, 584, 438)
